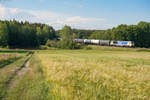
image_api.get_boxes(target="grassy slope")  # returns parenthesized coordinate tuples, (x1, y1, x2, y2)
(37, 46, 150, 100)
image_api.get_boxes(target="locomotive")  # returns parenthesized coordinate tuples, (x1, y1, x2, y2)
(74, 39, 135, 47)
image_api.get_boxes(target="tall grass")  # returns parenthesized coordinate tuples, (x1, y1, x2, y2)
(0, 54, 22, 68)
(38, 47, 150, 100)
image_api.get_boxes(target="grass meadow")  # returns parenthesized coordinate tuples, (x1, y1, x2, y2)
(0, 46, 150, 100)
(38, 46, 150, 100)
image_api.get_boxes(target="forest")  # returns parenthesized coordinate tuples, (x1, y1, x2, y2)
(0, 20, 150, 48)
(0, 20, 56, 48)
(90, 21, 150, 48)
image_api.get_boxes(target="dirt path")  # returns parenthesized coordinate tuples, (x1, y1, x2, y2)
(8, 59, 31, 90)
(4, 54, 33, 96)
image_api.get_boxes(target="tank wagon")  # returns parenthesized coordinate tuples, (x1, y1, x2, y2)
(74, 39, 135, 47)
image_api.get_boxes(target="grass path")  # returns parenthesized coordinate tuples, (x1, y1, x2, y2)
(0, 54, 31, 99)
(6, 54, 32, 91)
(3, 53, 50, 100)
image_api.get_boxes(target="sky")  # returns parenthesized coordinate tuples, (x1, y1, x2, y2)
(0, 0, 150, 30)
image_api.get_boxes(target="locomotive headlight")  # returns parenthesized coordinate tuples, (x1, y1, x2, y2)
(130, 42, 134, 47)
(129, 43, 132, 47)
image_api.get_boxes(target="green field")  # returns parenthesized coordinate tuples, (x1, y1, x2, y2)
(0, 46, 150, 100)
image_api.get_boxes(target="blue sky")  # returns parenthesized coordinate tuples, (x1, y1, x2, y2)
(0, 0, 150, 30)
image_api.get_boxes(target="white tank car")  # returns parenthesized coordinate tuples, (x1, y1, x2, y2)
(91, 40, 100, 45)
(84, 39, 91, 44)
(100, 40, 110, 46)
(75, 39, 84, 43)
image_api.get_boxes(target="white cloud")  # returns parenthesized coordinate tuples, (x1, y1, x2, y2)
(10, 8, 22, 14)
(0, 4, 110, 30)
(64, 2, 83, 8)
(0, 4, 7, 16)
(66, 16, 105, 23)
(40, 0, 44, 3)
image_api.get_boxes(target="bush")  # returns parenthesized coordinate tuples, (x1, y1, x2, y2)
(57, 41, 82, 49)
(46, 40, 57, 48)
(83, 46, 92, 50)
(40, 45, 48, 50)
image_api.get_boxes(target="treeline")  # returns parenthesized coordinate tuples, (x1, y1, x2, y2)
(0, 20, 150, 48)
(0, 20, 56, 48)
(72, 29, 95, 39)
(90, 21, 150, 47)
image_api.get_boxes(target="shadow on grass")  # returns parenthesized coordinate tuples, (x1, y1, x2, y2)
(0, 50, 29, 54)
(0, 57, 22, 69)
(136, 49, 150, 52)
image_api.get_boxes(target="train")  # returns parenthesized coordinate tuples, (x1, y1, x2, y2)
(74, 39, 135, 47)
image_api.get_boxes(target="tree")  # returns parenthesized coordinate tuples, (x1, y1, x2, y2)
(8, 20, 21, 48)
(58, 25, 78, 49)
(36, 27, 45, 45)
(111, 24, 129, 41)
(0, 20, 57, 48)
(125, 25, 141, 47)
(0, 22, 8, 47)
(89, 30, 112, 40)
(72, 29, 95, 39)
(36, 25, 56, 45)
(137, 21, 150, 47)
(22, 25, 39, 48)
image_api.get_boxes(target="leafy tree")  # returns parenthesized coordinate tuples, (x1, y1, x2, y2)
(8, 20, 22, 48)
(72, 29, 95, 39)
(137, 21, 150, 47)
(0, 22, 8, 47)
(36, 25, 56, 45)
(90, 30, 104, 39)
(126, 25, 141, 46)
(58, 25, 78, 49)
(22, 25, 39, 48)
(36, 27, 44, 45)
(104, 29, 113, 40)
(111, 24, 128, 40)
(89, 22, 150, 47)
(0, 20, 56, 48)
